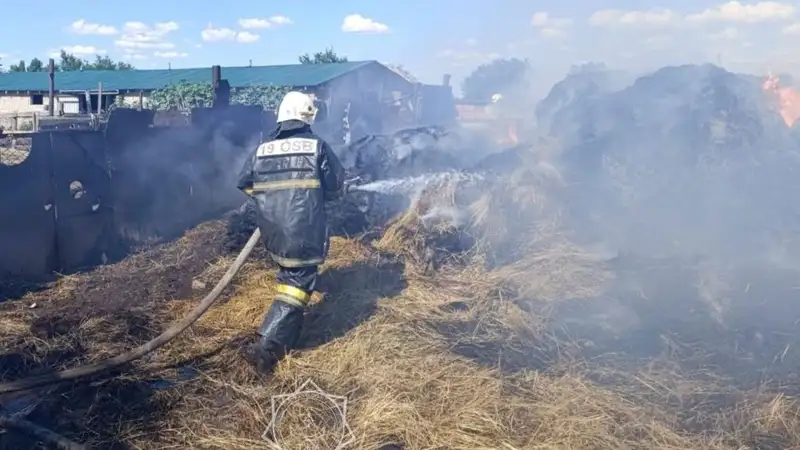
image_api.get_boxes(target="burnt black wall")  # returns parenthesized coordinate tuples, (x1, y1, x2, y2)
(0, 105, 266, 280)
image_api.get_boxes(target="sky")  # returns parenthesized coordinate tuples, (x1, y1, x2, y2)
(1, 1, 799, 96)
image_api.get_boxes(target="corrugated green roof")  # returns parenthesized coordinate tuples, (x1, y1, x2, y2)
(0, 61, 378, 92)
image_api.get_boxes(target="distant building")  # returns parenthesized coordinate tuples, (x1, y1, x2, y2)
(454, 100, 494, 122)
(0, 61, 413, 117)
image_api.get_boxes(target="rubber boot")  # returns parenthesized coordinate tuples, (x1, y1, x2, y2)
(244, 299, 304, 375)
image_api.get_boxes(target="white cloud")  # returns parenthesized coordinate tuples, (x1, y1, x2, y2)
(268, 15, 292, 25)
(783, 22, 800, 34)
(202, 26, 260, 43)
(588, 3, 794, 29)
(115, 21, 178, 50)
(531, 12, 572, 39)
(201, 26, 237, 42)
(341, 14, 389, 33)
(236, 31, 260, 43)
(531, 12, 573, 28)
(686, 1, 795, 23)
(235, 16, 293, 30)
(123, 53, 147, 61)
(709, 27, 740, 39)
(154, 51, 188, 58)
(61, 45, 105, 56)
(69, 19, 117, 35)
(589, 9, 679, 27)
(465, 38, 477, 46)
(539, 28, 568, 39)
(644, 35, 673, 49)
(238, 18, 271, 29)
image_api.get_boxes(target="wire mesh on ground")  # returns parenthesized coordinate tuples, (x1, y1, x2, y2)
(0, 138, 31, 166)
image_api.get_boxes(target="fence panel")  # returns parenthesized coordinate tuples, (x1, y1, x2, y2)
(0, 133, 57, 277)
(49, 131, 116, 272)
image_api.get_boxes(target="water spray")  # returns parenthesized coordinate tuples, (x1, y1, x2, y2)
(350, 171, 486, 195)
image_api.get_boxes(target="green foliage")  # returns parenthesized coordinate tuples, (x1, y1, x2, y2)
(231, 85, 292, 110)
(27, 58, 43, 72)
(299, 47, 348, 64)
(149, 82, 291, 113)
(461, 58, 530, 103)
(8, 60, 25, 72)
(88, 55, 134, 71)
(8, 51, 133, 72)
(148, 81, 214, 113)
(57, 50, 86, 71)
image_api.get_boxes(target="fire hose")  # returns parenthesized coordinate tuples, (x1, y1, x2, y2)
(0, 178, 365, 449)
(0, 228, 261, 395)
(0, 228, 262, 448)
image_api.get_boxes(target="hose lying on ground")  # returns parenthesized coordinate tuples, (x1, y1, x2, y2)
(0, 228, 262, 395)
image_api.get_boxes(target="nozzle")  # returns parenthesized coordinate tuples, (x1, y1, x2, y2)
(343, 176, 363, 194)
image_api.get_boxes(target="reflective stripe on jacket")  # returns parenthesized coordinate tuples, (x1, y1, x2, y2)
(237, 119, 346, 267)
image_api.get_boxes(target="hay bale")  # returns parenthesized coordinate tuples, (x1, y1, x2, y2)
(6, 134, 800, 450)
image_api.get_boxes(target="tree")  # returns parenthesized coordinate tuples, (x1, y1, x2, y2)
(88, 55, 134, 70)
(9, 60, 25, 72)
(27, 58, 43, 72)
(149, 81, 290, 114)
(9, 58, 42, 72)
(299, 47, 348, 64)
(7, 51, 133, 72)
(57, 50, 86, 71)
(461, 58, 530, 103)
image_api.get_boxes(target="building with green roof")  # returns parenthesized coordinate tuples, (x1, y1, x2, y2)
(0, 60, 413, 116)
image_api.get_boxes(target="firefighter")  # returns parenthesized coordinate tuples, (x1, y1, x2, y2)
(236, 90, 349, 374)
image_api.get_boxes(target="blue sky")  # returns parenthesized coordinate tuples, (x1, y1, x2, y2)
(0, 1, 798, 93)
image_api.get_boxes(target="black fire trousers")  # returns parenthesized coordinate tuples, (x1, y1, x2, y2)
(276, 265, 319, 293)
(256, 265, 319, 355)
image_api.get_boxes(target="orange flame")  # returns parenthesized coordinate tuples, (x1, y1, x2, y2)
(763, 73, 800, 127)
(507, 122, 518, 145)
(495, 122, 519, 146)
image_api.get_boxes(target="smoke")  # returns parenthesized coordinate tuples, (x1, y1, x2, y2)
(554, 65, 795, 260)
(111, 116, 256, 242)
(465, 59, 800, 372)
(350, 42, 800, 390)
(420, 205, 469, 228)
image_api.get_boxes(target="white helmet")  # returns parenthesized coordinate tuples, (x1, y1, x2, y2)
(276, 91, 318, 125)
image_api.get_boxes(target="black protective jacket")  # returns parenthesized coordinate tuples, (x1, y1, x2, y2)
(237, 120, 346, 267)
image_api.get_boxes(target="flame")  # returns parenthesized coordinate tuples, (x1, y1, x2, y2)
(507, 122, 518, 145)
(763, 73, 800, 127)
(495, 122, 519, 146)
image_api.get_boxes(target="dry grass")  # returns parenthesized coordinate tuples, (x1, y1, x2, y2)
(2, 162, 800, 450)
